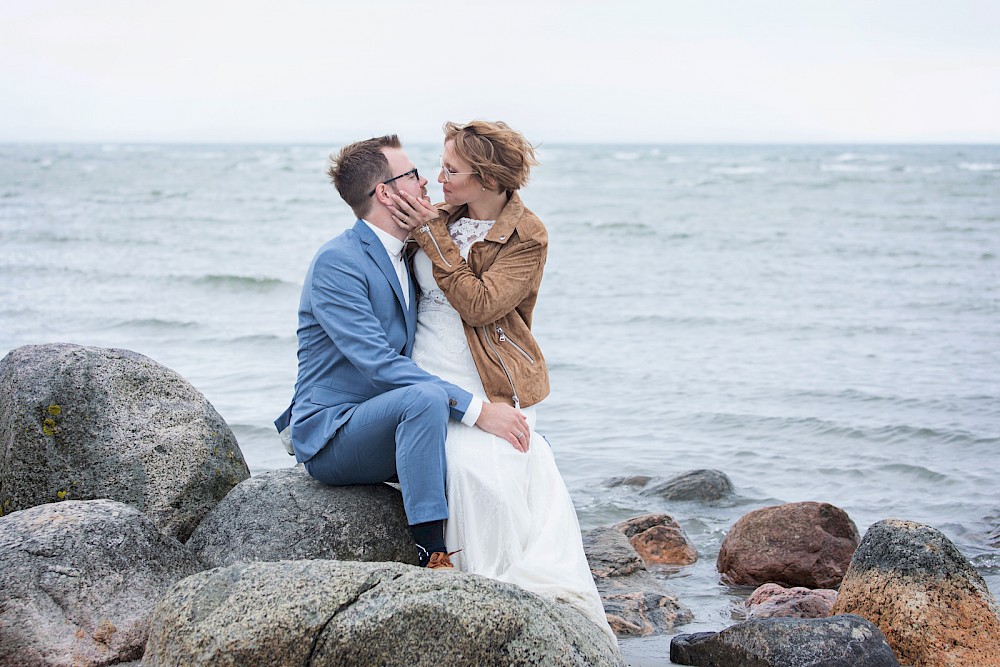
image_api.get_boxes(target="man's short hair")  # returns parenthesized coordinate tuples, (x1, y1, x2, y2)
(326, 135, 401, 219)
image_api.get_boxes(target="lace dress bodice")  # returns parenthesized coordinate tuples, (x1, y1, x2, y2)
(411, 218, 496, 399)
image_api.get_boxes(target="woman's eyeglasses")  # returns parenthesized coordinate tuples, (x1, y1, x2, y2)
(440, 157, 476, 183)
(368, 168, 419, 197)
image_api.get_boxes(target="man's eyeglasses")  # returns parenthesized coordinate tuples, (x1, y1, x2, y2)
(440, 157, 476, 183)
(368, 168, 419, 197)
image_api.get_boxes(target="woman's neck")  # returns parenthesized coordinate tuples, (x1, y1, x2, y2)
(466, 191, 508, 221)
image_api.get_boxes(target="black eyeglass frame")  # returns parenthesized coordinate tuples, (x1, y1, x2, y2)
(367, 168, 419, 197)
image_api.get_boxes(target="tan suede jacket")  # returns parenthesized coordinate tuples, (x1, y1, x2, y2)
(411, 191, 549, 408)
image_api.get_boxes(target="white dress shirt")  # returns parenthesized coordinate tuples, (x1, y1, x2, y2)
(363, 220, 483, 426)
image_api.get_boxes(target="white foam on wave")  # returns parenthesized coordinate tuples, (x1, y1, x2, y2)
(821, 163, 889, 173)
(613, 151, 641, 161)
(834, 152, 893, 162)
(711, 166, 767, 175)
(959, 162, 999, 172)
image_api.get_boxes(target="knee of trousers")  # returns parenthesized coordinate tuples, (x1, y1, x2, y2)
(400, 382, 450, 423)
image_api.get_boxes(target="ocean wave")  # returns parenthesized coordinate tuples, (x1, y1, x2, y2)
(874, 462, 951, 483)
(190, 274, 294, 290)
(833, 152, 893, 162)
(710, 166, 768, 175)
(958, 162, 999, 172)
(820, 164, 890, 173)
(104, 318, 201, 331)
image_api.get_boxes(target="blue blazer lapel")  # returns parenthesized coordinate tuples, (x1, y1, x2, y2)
(355, 220, 409, 317)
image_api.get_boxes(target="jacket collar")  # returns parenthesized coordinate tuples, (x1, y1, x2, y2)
(437, 191, 525, 246)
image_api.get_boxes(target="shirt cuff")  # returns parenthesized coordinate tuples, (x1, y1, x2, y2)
(461, 397, 484, 427)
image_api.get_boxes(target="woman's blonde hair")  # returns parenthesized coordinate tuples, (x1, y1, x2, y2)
(443, 120, 538, 193)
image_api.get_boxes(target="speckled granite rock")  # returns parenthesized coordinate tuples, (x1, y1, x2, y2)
(670, 614, 900, 667)
(831, 518, 1000, 667)
(583, 526, 692, 636)
(717, 501, 860, 588)
(187, 466, 418, 567)
(142, 559, 625, 666)
(0, 343, 249, 541)
(0, 500, 202, 666)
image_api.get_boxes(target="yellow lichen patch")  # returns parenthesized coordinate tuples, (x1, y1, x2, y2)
(47, 404, 62, 416)
(56, 489, 68, 500)
(43, 418, 57, 436)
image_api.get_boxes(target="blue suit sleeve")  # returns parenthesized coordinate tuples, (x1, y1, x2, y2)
(311, 249, 472, 421)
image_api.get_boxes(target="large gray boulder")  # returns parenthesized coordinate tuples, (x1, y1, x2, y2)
(0, 343, 250, 541)
(187, 466, 418, 567)
(0, 499, 203, 667)
(583, 526, 692, 636)
(831, 518, 1000, 667)
(670, 614, 900, 667)
(142, 560, 625, 666)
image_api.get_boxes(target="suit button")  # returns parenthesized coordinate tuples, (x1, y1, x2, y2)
(449, 399, 457, 407)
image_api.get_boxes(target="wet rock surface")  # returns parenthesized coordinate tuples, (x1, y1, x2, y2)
(613, 513, 698, 566)
(744, 583, 838, 619)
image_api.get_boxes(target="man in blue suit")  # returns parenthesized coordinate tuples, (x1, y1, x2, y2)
(275, 135, 528, 569)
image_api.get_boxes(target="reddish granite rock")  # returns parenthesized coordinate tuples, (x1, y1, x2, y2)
(716, 501, 860, 588)
(745, 583, 838, 619)
(831, 518, 1000, 667)
(613, 514, 698, 566)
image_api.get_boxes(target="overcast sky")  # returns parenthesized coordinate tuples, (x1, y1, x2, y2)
(2, 0, 999, 144)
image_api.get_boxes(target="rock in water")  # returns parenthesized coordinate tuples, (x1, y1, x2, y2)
(745, 583, 838, 619)
(831, 518, 1000, 667)
(188, 466, 418, 567)
(670, 615, 900, 667)
(0, 500, 203, 667)
(639, 469, 734, 502)
(142, 560, 626, 667)
(613, 513, 698, 566)
(583, 526, 693, 636)
(0, 343, 249, 541)
(717, 501, 860, 588)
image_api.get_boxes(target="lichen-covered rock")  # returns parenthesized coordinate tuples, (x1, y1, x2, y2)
(0, 500, 203, 667)
(717, 501, 860, 588)
(745, 583, 838, 619)
(670, 614, 900, 667)
(583, 526, 692, 636)
(142, 560, 625, 667)
(613, 513, 698, 566)
(0, 343, 249, 541)
(188, 466, 418, 567)
(638, 469, 734, 503)
(830, 518, 1000, 667)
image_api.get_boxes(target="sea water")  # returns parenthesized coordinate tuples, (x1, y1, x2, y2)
(2, 143, 998, 664)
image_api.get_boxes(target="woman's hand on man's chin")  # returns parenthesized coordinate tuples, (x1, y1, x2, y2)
(389, 191, 438, 234)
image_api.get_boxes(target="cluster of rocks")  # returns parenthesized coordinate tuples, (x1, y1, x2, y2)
(606, 465, 1000, 666)
(0, 344, 624, 666)
(3, 343, 999, 667)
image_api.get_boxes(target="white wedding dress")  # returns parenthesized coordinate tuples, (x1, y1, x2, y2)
(410, 217, 616, 642)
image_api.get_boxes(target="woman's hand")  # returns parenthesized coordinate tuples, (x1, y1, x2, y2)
(389, 191, 439, 234)
(476, 402, 531, 453)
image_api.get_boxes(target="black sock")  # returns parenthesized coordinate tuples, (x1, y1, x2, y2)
(410, 519, 446, 566)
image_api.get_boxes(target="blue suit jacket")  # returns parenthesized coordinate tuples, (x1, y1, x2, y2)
(275, 220, 472, 463)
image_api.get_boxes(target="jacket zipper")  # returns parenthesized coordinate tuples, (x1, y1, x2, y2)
(495, 326, 535, 363)
(418, 225, 453, 267)
(483, 325, 520, 408)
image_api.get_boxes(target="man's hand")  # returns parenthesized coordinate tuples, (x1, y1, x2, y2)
(389, 191, 438, 234)
(475, 402, 531, 452)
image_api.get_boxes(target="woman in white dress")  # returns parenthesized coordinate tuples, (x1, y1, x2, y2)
(389, 121, 616, 642)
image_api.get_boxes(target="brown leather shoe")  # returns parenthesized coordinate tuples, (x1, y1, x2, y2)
(426, 551, 455, 570)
